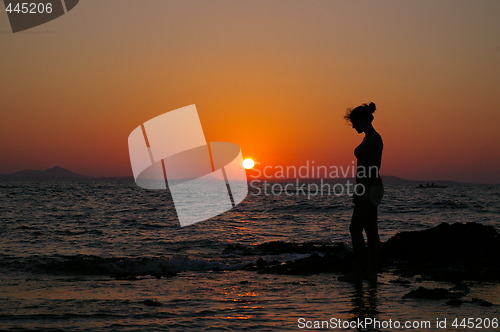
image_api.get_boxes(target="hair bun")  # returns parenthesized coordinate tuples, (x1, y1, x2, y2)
(368, 102, 376, 113)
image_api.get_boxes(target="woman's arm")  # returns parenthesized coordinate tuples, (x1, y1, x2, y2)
(368, 134, 383, 180)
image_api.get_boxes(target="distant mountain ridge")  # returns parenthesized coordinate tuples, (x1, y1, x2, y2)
(0, 166, 88, 180)
(0, 166, 464, 184)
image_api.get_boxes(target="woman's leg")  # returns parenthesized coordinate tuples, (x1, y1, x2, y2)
(363, 203, 380, 279)
(349, 203, 368, 277)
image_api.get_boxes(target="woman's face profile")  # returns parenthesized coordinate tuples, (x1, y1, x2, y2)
(351, 119, 365, 133)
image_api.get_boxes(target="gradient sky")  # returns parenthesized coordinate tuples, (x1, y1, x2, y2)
(0, 0, 499, 183)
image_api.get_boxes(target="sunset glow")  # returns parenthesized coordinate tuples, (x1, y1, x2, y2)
(243, 158, 255, 170)
(0, 1, 498, 183)
(0, 2, 499, 330)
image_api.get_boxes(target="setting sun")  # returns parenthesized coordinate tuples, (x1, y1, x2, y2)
(242, 158, 255, 169)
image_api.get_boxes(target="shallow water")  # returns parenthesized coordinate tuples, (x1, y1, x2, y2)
(0, 181, 499, 330)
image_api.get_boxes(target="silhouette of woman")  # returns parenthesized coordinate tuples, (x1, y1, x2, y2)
(340, 102, 383, 282)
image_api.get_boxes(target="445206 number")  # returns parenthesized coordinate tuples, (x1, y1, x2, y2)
(5, 2, 53, 14)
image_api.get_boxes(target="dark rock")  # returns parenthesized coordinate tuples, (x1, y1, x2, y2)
(222, 243, 256, 256)
(449, 283, 470, 292)
(256, 241, 317, 255)
(238, 241, 352, 275)
(254, 251, 352, 275)
(446, 299, 463, 306)
(232, 223, 499, 282)
(382, 222, 500, 281)
(403, 286, 450, 299)
(471, 298, 493, 307)
(256, 258, 267, 267)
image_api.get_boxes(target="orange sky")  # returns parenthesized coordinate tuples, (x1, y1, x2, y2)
(0, 0, 499, 183)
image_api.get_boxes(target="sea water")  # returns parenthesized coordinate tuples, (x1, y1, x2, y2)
(0, 181, 499, 330)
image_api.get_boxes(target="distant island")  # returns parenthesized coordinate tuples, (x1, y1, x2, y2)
(0, 166, 90, 180)
(0, 166, 464, 185)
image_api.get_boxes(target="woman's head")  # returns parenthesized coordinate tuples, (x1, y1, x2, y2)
(344, 102, 376, 133)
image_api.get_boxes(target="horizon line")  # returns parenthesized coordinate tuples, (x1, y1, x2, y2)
(0, 166, 498, 185)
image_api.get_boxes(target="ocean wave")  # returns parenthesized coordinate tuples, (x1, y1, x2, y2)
(267, 203, 349, 213)
(0, 240, 350, 278)
(222, 241, 348, 257)
(429, 200, 469, 209)
(2, 254, 248, 278)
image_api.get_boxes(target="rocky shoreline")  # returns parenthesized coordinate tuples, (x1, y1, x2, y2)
(223, 222, 499, 308)
(232, 222, 499, 282)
